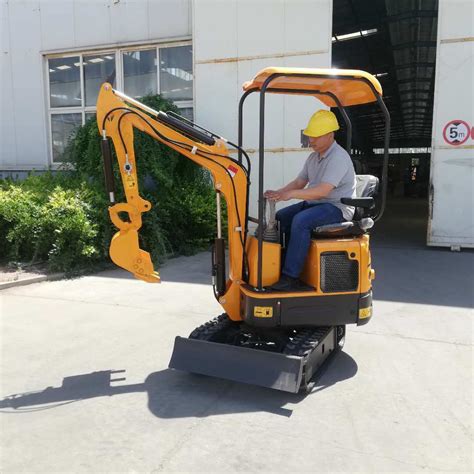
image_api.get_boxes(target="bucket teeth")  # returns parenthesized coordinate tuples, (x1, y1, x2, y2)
(109, 229, 160, 283)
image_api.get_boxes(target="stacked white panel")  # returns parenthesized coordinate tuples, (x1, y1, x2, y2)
(428, 0, 474, 248)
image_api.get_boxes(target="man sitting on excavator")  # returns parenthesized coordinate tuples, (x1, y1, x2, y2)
(265, 110, 357, 292)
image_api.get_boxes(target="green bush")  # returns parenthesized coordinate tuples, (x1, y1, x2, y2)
(0, 174, 107, 272)
(0, 94, 219, 273)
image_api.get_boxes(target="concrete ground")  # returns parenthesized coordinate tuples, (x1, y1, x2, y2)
(0, 197, 472, 473)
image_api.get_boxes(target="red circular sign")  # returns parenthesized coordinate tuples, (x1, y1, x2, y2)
(443, 120, 470, 145)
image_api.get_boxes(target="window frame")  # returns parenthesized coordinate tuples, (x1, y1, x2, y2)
(45, 40, 193, 166)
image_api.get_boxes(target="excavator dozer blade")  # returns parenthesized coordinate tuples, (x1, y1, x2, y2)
(168, 337, 305, 393)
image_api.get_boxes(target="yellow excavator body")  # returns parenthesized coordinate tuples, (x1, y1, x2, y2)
(96, 67, 390, 392)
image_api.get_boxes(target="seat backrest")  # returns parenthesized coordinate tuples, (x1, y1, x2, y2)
(356, 175, 379, 198)
(352, 175, 379, 221)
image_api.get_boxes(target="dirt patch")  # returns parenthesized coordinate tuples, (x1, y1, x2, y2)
(0, 264, 50, 283)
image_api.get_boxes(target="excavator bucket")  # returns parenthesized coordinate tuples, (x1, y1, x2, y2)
(109, 229, 160, 283)
(169, 325, 337, 393)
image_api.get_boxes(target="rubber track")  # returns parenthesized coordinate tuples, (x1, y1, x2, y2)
(189, 314, 331, 358)
(188, 313, 231, 341)
(282, 327, 331, 357)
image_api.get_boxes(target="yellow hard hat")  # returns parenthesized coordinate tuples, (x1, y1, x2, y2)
(303, 110, 340, 137)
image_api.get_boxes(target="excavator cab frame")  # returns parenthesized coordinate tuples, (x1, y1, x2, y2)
(237, 67, 390, 290)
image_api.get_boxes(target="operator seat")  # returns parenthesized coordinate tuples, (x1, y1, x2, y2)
(312, 174, 379, 237)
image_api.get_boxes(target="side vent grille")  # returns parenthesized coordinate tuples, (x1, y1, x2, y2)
(320, 252, 358, 293)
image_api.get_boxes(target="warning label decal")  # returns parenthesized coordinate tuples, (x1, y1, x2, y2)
(227, 165, 239, 177)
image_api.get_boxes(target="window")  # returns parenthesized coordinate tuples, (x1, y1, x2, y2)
(51, 113, 82, 162)
(49, 56, 81, 108)
(123, 49, 157, 98)
(83, 53, 117, 106)
(46, 43, 193, 163)
(159, 45, 193, 101)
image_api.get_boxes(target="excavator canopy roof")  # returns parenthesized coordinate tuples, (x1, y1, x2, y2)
(242, 67, 383, 107)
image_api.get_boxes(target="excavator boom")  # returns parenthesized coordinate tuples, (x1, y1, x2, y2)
(96, 83, 248, 319)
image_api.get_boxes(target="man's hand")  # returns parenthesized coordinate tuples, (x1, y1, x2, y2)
(264, 189, 279, 200)
(274, 190, 294, 202)
(264, 179, 307, 202)
(264, 189, 294, 202)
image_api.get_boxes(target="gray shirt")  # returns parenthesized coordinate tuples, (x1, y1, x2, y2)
(297, 141, 356, 221)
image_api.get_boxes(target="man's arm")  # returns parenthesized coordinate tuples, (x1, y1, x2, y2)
(286, 182, 334, 200)
(272, 182, 334, 202)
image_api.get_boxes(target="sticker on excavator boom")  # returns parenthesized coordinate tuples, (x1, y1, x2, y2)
(126, 175, 136, 188)
(254, 306, 273, 318)
(227, 165, 239, 178)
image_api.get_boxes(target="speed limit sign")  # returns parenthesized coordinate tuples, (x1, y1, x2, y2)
(443, 120, 471, 145)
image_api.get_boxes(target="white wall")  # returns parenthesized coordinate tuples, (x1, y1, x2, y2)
(0, 0, 191, 171)
(192, 0, 332, 217)
(428, 0, 474, 248)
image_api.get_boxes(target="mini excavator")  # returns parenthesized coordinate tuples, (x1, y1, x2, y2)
(96, 67, 390, 393)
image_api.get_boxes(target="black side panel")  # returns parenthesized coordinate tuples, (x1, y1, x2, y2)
(280, 294, 359, 326)
(242, 288, 372, 328)
(357, 290, 373, 326)
(359, 290, 372, 309)
(241, 294, 281, 327)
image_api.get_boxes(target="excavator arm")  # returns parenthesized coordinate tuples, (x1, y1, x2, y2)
(96, 83, 249, 318)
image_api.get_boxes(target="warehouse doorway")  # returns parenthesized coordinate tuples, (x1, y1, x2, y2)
(332, 0, 438, 248)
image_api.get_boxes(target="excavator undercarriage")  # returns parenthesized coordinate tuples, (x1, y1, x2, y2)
(170, 314, 344, 393)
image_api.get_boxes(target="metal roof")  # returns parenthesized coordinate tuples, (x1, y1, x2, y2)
(332, 0, 438, 150)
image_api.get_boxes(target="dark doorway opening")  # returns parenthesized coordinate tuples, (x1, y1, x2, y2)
(332, 0, 439, 248)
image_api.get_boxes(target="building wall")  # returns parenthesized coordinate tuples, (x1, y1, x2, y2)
(192, 0, 332, 217)
(0, 0, 191, 172)
(428, 0, 474, 248)
(1, 0, 332, 217)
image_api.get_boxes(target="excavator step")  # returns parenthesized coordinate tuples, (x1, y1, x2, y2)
(168, 323, 340, 393)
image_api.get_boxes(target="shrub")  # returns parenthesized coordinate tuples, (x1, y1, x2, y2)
(0, 175, 107, 272)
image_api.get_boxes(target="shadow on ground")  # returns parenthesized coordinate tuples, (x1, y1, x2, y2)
(0, 352, 357, 418)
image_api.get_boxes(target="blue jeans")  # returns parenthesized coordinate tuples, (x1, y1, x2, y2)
(276, 202, 343, 278)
